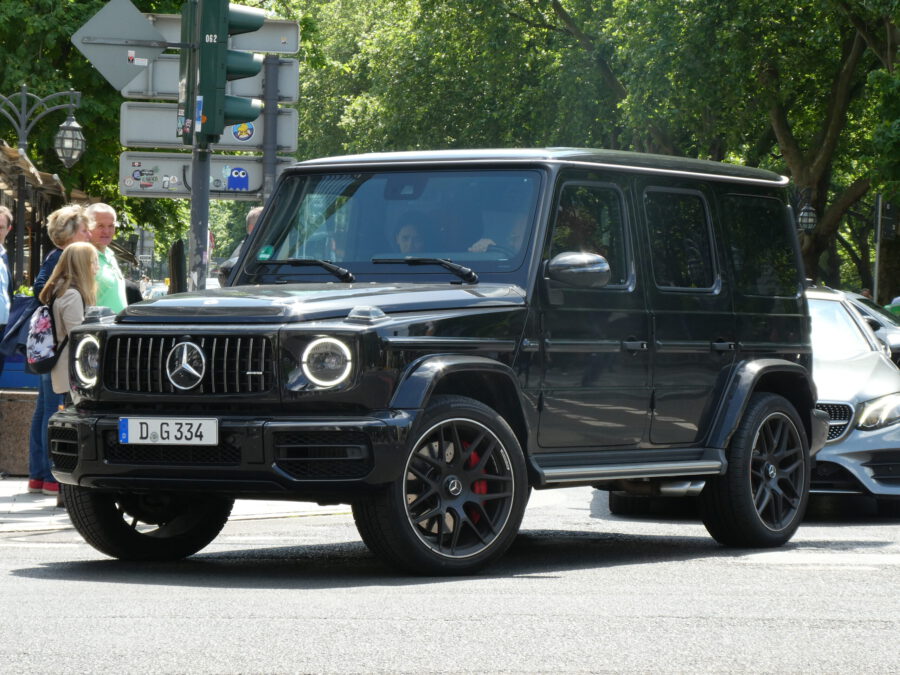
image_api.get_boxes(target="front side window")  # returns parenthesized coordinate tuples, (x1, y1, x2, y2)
(644, 189, 715, 289)
(250, 170, 542, 280)
(549, 183, 630, 287)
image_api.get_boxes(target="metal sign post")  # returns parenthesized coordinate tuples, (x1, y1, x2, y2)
(189, 146, 211, 291)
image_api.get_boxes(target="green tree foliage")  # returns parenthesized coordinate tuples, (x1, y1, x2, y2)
(4, 0, 898, 289)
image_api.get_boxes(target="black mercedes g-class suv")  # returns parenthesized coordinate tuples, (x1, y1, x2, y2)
(50, 148, 828, 574)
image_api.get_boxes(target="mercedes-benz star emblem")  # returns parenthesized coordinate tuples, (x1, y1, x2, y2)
(166, 341, 206, 390)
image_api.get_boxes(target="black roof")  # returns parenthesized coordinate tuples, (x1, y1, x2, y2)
(296, 147, 787, 185)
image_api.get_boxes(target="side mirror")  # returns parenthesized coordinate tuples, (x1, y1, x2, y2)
(218, 257, 236, 287)
(865, 316, 881, 332)
(546, 252, 611, 289)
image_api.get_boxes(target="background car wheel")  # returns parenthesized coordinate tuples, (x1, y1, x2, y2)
(876, 498, 900, 518)
(608, 491, 655, 516)
(63, 485, 234, 561)
(700, 393, 810, 547)
(352, 395, 529, 575)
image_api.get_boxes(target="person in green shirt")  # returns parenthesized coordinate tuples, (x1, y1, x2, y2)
(86, 203, 127, 313)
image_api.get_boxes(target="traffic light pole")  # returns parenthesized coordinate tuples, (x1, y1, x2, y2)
(188, 145, 211, 291)
(262, 53, 278, 201)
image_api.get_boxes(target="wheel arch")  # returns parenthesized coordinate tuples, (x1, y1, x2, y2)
(389, 354, 532, 453)
(708, 359, 817, 451)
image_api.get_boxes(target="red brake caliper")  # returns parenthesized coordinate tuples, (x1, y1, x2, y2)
(465, 443, 488, 524)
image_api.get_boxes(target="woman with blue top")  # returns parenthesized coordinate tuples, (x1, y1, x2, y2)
(27, 205, 91, 497)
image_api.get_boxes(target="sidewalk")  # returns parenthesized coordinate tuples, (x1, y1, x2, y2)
(0, 476, 350, 533)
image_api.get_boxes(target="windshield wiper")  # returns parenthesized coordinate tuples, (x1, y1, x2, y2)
(372, 257, 478, 283)
(252, 258, 355, 282)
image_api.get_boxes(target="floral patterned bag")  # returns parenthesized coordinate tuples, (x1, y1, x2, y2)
(25, 297, 68, 375)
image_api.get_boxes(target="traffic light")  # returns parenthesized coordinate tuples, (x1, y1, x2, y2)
(196, 0, 266, 147)
(177, 0, 199, 146)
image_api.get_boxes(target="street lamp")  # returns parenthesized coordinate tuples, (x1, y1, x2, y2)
(54, 113, 86, 168)
(0, 84, 84, 284)
(797, 204, 818, 234)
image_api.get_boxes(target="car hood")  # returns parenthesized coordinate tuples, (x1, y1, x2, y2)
(813, 350, 900, 403)
(117, 282, 526, 324)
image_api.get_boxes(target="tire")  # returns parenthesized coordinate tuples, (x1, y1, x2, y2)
(608, 491, 654, 516)
(699, 393, 810, 547)
(876, 499, 900, 518)
(62, 484, 234, 561)
(353, 395, 529, 575)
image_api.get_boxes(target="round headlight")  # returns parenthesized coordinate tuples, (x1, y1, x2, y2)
(74, 335, 101, 388)
(301, 337, 352, 387)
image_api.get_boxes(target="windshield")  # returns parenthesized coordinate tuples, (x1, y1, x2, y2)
(853, 296, 900, 326)
(809, 298, 874, 360)
(247, 169, 542, 281)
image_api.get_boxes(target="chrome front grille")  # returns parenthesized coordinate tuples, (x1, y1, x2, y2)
(815, 402, 854, 441)
(104, 334, 275, 394)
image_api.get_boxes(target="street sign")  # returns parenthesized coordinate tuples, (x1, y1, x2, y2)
(72, 0, 169, 90)
(120, 102, 298, 151)
(121, 53, 300, 102)
(120, 150, 294, 200)
(143, 13, 299, 54)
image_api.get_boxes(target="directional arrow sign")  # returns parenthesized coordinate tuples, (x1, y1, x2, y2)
(143, 13, 299, 54)
(121, 53, 299, 103)
(72, 0, 169, 91)
(120, 102, 298, 152)
(120, 151, 294, 201)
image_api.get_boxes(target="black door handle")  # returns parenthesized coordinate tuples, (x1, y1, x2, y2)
(711, 341, 736, 352)
(623, 340, 648, 352)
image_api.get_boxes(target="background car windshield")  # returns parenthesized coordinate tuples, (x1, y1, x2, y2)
(254, 170, 541, 276)
(809, 298, 873, 359)
(855, 296, 900, 326)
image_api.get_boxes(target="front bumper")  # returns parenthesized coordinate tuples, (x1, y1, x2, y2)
(48, 407, 416, 502)
(810, 422, 900, 497)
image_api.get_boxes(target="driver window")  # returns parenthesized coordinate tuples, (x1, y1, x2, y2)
(550, 183, 628, 286)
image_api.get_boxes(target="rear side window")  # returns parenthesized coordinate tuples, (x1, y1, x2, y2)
(644, 189, 715, 289)
(723, 194, 800, 297)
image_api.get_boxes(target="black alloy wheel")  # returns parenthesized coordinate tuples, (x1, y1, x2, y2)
(403, 416, 515, 558)
(701, 393, 810, 547)
(748, 411, 807, 530)
(352, 395, 529, 574)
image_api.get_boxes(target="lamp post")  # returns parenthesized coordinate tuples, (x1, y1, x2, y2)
(797, 204, 818, 234)
(0, 84, 85, 285)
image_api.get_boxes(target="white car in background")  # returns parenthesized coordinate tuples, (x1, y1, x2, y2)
(808, 286, 900, 516)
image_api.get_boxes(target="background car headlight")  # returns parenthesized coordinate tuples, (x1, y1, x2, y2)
(301, 337, 352, 387)
(857, 392, 900, 430)
(74, 334, 101, 388)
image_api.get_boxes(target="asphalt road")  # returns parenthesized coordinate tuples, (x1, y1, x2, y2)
(2, 487, 898, 673)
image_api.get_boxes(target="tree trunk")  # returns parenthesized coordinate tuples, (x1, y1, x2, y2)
(877, 238, 900, 305)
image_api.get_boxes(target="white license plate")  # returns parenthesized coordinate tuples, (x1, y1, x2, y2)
(118, 418, 218, 446)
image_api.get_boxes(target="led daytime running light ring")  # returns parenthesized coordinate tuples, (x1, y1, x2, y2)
(74, 334, 100, 388)
(301, 337, 352, 387)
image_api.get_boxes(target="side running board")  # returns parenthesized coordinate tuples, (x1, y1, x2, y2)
(536, 452, 726, 486)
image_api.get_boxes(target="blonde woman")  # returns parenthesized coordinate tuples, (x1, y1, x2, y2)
(26, 207, 92, 496)
(38, 242, 98, 397)
(34, 204, 92, 296)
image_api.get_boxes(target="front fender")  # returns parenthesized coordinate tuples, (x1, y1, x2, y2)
(707, 359, 820, 452)
(390, 353, 523, 411)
